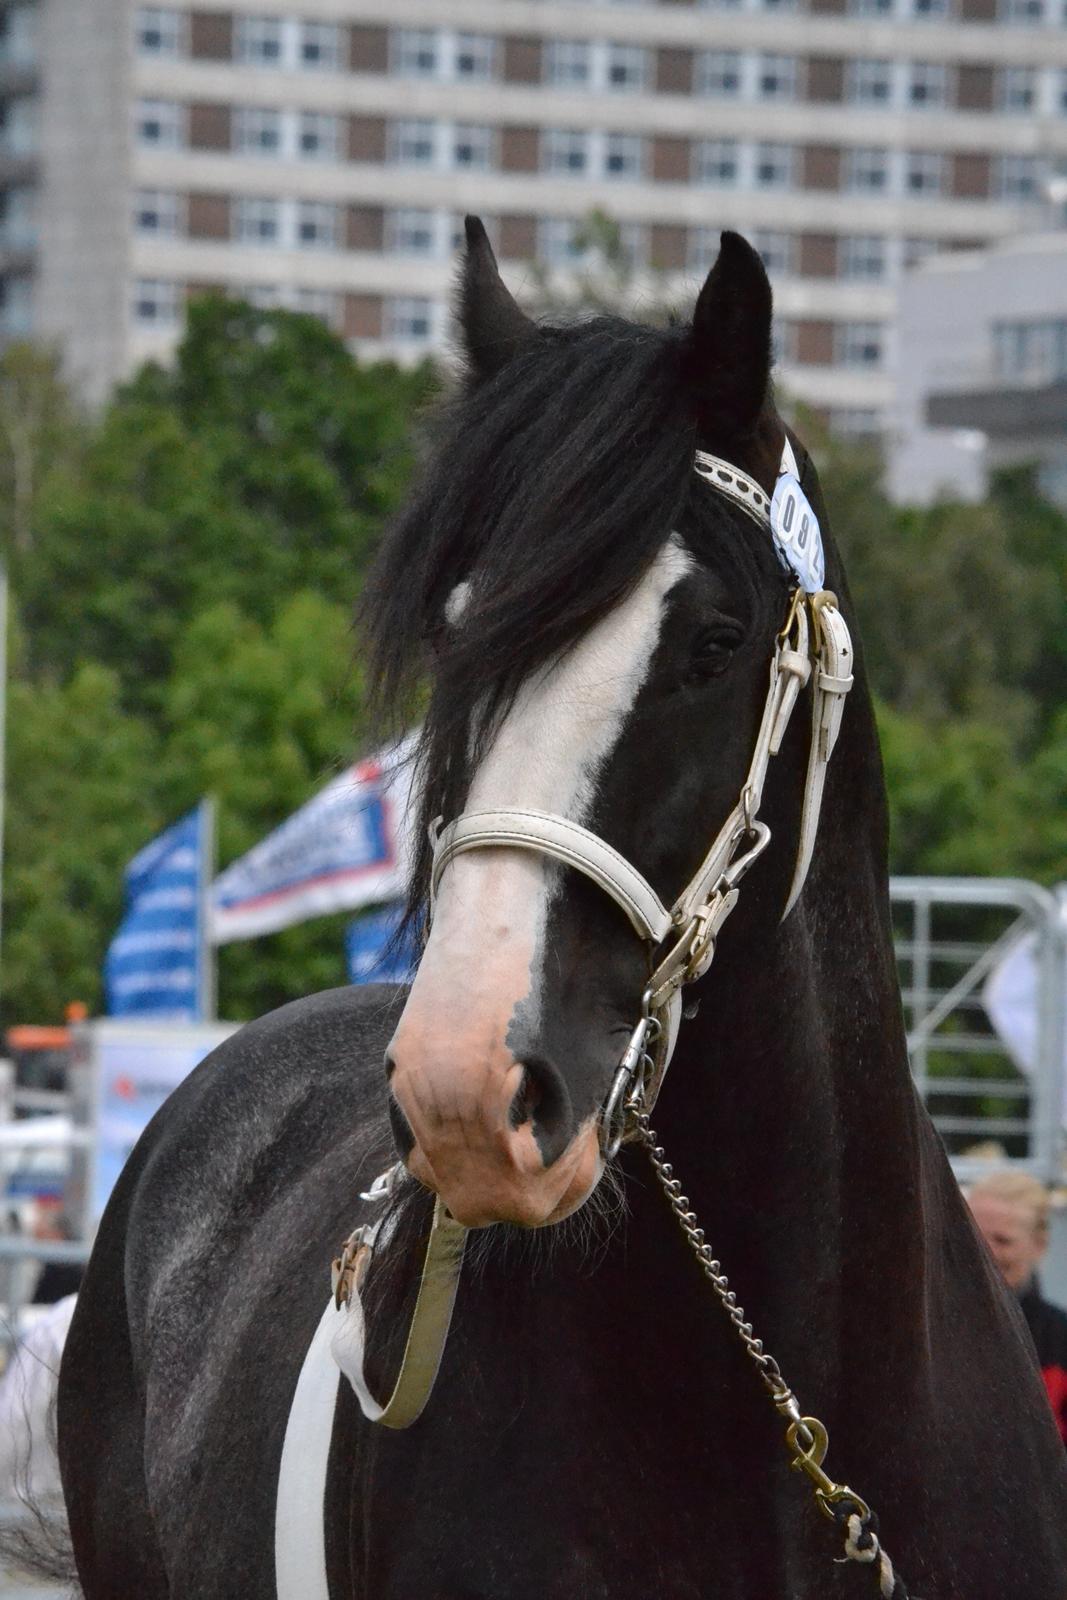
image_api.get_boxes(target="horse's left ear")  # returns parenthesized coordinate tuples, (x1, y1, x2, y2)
(458, 215, 539, 382)
(683, 231, 773, 441)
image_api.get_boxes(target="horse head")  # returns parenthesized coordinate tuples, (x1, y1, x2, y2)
(366, 217, 846, 1230)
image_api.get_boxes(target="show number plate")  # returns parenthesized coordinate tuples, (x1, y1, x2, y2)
(770, 475, 824, 594)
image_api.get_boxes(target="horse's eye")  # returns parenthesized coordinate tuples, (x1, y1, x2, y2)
(687, 623, 744, 681)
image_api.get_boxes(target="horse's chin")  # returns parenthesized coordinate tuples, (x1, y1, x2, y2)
(406, 1120, 603, 1230)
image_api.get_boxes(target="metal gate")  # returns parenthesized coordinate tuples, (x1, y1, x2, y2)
(890, 878, 1067, 1184)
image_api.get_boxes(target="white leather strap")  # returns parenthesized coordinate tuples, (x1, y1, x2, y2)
(275, 1298, 343, 1600)
(782, 600, 853, 919)
(432, 809, 674, 945)
(694, 450, 772, 528)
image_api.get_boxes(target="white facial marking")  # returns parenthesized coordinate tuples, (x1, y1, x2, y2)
(404, 536, 693, 1043)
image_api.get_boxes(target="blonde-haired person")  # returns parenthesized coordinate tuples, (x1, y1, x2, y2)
(966, 1170, 1067, 1447)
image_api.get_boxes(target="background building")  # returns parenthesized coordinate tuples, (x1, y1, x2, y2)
(891, 230, 1067, 504)
(1, 0, 1066, 416)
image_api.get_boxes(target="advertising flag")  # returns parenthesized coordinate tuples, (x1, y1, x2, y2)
(210, 739, 414, 945)
(345, 903, 419, 986)
(105, 802, 213, 1021)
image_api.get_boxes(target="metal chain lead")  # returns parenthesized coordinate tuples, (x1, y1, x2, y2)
(630, 1108, 913, 1599)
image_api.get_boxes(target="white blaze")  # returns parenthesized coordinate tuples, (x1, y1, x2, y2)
(402, 538, 693, 1036)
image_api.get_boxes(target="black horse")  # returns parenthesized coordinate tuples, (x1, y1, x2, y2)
(58, 223, 1067, 1599)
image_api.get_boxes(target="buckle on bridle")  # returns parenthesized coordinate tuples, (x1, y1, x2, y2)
(599, 994, 661, 1158)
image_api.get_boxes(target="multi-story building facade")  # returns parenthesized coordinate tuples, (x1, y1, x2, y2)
(2, 0, 1066, 420)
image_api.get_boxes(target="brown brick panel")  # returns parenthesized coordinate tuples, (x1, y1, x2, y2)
(348, 115, 387, 163)
(349, 24, 388, 73)
(504, 37, 542, 84)
(346, 205, 384, 251)
(958, 0, 996, 18)
(188, 103, 232, 152)
(186, 281, 226, 300)
(797, 233, 838, 277)
(801, 145, 841, 191)
(499, 214, 537, 259)
(650, 224, 688, 271)
(187, 192, 230, 239)
(793, 320, 835, 365)
(951, 151, 991, 198)
(806, 57, 844, 103)
(189, 12, 233, 61)
(955, 64, 994, 111)
(344, 293, 383, 340)
(808, 0, 847, 12)
(500, 126, 539, 173)
(656, 48, 693, 94)
(652, 136, 690, 183)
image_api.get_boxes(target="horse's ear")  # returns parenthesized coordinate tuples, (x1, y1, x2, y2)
(683, 231, 773, 442)
(459, 215, 538, 382)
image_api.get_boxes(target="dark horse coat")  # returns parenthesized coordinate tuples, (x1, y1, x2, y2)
(58, 226, 1067, 1598)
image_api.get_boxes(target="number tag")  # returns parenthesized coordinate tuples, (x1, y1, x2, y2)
(770, 474, 824, 594)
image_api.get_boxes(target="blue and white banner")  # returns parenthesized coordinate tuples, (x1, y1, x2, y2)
(105, 803, 212, 1021)
(345, 903, 419, 986)
(210, 738, 414, 945)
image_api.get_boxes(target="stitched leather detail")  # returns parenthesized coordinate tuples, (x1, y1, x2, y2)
(433, 809, 673, 944)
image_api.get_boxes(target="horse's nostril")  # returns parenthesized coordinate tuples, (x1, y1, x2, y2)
(388, 1095, 416, 1161)
(509, 1056, 573, 1168)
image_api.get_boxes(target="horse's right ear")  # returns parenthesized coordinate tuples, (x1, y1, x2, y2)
(682, 231, 773, 442)
(458, 215, 539, 383)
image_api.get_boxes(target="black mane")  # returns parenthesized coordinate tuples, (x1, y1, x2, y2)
(360, 314, 704, 923)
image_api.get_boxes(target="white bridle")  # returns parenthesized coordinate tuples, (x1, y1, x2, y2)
(429, 439, 854, 1137)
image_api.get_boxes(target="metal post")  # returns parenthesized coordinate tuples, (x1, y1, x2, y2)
(199, 794, 217, 1023)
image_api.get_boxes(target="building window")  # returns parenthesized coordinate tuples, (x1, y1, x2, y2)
(236, 17, 283, 66)
(902, 236, 937, 268)
(297, 200, 337, 248)
(832, 409, 882, 436)
(1060, 68, 1067, 112)
(545, 39, 591, 87)
(846, 147, 890, 192)
(133, 279, 181, 326)
(752, 231, 791, 274)
(906, 150, 943, 196)
(136, 7, 182, 56)
(993, 318, 1067, 382)
(388, 296, 434, 342)
(388, 208, 438, 256)
(394, 29, 438, 78)
(606, 42, 646, 91)
(542, 127, 589, 176)
(0, 183, 35, 249)
(136, 98, 183, 149)
(391, 119, 437, 167)
(755, 142, 792, 189)
(1001, 66, 1036, 110)
(292, 287, 339, 326)
(695, 139, 740, 186)
(235, 196, 281, 245)
(604, 132, 643, 179)
(452, 124, 493, 170)
(299, 111, 338, 160)
(758, 54, 796, 101)
(848, 58, 893, 106)
(1002, 0, 1044, 17)
(998, 153, 1040, 199)
(235, 106, 282, 157)
(849, 0, 894, 13)
(909, 62, 946, 107)
(841, 234, 887, 280)
(300, 22, 338, 70)
(455, 33, 494, 81)
(697, 50, 742, 96)
(539, 216, 591, 268)
(911, 0, 948, 16)
(134, 188, 181, 237)
(837, 322, 884, 367)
